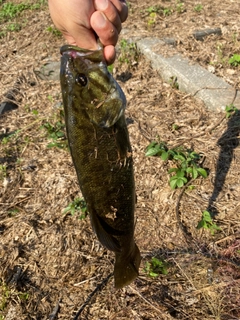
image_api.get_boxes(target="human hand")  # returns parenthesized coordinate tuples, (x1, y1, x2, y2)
(48, 0, 128, 64)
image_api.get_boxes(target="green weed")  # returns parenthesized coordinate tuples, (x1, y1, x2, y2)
(118, 39, 139, 65)
(46, 26, 62, 37)
(147, 12, 157, 26)
(1, 130, 20, 145)
(176, 1, 185, 13)
(194, 4, 203, 12)
(40, 109, 67, 149)
(216, 42, 227, 64)
(0, 164, 7, 180)
(146, 5, 172, 17)
(146, 141, 208, 189)
(0, 281, 29, 313)
(225, 104, 238, 118)
(63, 197, 87, 219)
(144, 257, 168, 277)
(32, 109, 39, 116)
(107, 64, 114, 73)
(0, 3, 29, 21)
(41, 120, 67, 149)
(171, 123, 180, 131)
(229, 54, 240, 67)
(169, 76, 179, 89)
(7, 208, 19, 217)
(7, 22, 21, 32)
(0, 1, 46, 38)
(0, 31, 6, 38)
(197, 211, 221, 235)
(0, 282, 10, 312)
(162, 7, 172, 16)
(146, 5, 161, 14)
(0, 1, 44, 21)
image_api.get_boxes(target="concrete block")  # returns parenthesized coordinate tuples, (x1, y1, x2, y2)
(136, 37, 240, 111)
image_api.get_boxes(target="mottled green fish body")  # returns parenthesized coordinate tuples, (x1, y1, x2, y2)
(60, 45, 141, 289)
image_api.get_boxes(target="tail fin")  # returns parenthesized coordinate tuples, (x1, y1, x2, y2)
(114, 243, 141, 289)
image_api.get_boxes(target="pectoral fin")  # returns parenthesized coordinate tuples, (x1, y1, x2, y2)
(89, 208, 121, 252)
(86, 99, 124, 128)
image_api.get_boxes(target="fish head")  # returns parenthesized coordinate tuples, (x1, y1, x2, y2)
(60, 45, 126, 128)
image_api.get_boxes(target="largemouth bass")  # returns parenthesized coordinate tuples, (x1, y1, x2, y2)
(60, 44, 141, 289)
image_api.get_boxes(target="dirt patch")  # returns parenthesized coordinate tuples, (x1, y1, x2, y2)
(0, 1, 240, 319)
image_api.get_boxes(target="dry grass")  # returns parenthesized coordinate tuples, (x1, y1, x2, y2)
(0, 0, 240, 319)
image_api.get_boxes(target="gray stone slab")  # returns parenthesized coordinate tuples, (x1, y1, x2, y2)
(136, 37, 240, 112)
(35, 61, 60, 81)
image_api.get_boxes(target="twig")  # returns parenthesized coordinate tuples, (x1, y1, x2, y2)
(172, 258, 197, 291)
(129, 285, 169, 317)
(74, 276, 98, 286)
(49, 299, 61, 320)
(175, 180, 195, 243)
(73, 273, 113, 320)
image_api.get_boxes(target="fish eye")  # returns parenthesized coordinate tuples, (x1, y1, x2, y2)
(76, 73, 88, 86)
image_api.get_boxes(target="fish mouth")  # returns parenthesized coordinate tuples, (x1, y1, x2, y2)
(60, 44, 104, 64)
(60, 44, 102, 55)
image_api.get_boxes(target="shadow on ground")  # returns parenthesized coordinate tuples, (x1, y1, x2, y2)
(207, 110, 240, 216)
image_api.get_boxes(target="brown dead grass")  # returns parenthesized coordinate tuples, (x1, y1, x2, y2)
(0, 0, 240, 319)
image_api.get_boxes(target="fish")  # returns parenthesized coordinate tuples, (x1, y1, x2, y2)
(60, 44, 141, 289)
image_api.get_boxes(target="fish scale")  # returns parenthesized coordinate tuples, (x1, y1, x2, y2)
(60, 45, 141, 289)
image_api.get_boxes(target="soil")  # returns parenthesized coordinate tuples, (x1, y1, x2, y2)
(0, 1, 240, 319)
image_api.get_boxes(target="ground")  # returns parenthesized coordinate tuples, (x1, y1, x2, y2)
(0, 0, 240, 319)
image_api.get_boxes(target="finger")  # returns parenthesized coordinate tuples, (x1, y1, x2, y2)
(109, 0, 128, 22)
(103, 45, 116, 65)
(94, 0, 122, 34)
(90, 11, 119, 46)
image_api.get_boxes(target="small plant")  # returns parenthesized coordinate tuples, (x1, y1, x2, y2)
(194, 4, 203, 12)
(0, 31, 6, 38)
(0, 280, 29, 313)
(1, 130, 20, 145)
(144, 257, 168, 277)
(7, 208, 19, 217)
(162, 7, 172, 16)
(32, 109, 39, 116)
(0, 282, 10, 312)
(7, 23, 21, 32)
(146, 5, 161, 14)
(171, 123, 180, 131)
(225, 104, 238, 118)
(197, 211, 221, 235)
(216, 42, 227, 64)
(147, 12, 157, 27)
(118, 39, 139, 65)
(229, 54, 240, 67)
(46, 26, 62, 37)
(0, 164, 7, 179)
(0, 1, 44, 22)
(0, 2, 29, 21)
(169, 76, 179, 89)
(63, 197, 87, 219)
(107, 64, 114, 73)
(146, 141, 208, 189)
(176, 1, 185, 13)
(41, 118, 67, 149)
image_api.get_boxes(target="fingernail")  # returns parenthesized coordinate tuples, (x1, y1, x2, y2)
(95, 0, 108, 11)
